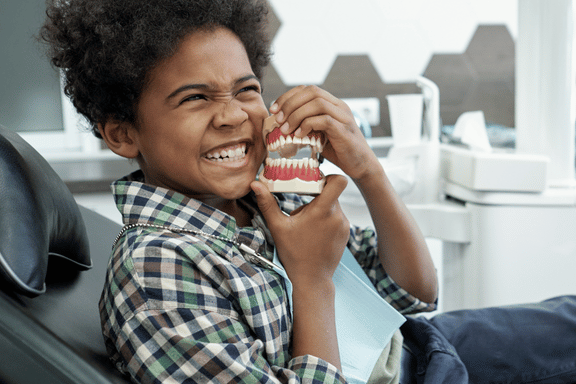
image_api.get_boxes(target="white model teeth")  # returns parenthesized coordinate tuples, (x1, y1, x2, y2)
(267, 134, 323, 153)
(206, 144, 246, 162)
(265, 157, 319, 168)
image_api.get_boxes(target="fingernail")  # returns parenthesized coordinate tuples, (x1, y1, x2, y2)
(280, 122, 290, 134)
(294, 128, 302, 137)
(270, 102, 278, 113)
(275, 110, 284, 124)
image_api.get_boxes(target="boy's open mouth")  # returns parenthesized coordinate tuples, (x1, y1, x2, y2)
(258, 116, 326, 194)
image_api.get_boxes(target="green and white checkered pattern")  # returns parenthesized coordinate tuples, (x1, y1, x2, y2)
(99, 170, 435, 383)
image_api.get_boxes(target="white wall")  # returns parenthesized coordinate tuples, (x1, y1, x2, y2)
(268, 0, 518, 84)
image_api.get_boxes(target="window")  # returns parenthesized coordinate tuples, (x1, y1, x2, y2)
(0, 0, 113, 161)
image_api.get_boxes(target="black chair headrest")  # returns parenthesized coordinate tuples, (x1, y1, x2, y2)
(0, 125, 91, 297)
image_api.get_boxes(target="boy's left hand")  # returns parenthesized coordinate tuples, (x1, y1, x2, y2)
(270, 86, 379, 182)
(271, 87, 439, 305)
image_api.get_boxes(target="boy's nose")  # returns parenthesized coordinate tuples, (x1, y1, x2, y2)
(212, 99, 248, 129)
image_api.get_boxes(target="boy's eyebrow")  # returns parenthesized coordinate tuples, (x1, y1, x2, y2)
(166, 75, 260, 100)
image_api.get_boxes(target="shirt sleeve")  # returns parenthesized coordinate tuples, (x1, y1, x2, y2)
(347, 225, 437, 314)
(276, 192, 436, 313)
(115, 308, 347, 384)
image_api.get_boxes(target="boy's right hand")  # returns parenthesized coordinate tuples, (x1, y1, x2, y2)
(252, 175, 348, 368)
(250, 175, 350, 286)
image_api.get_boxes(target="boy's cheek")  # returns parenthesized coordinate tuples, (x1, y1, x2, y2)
(251, 109, 270, 137)
(251, 97, 269, 119)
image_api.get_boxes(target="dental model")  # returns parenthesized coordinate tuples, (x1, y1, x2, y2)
(258, 115, 326, 194)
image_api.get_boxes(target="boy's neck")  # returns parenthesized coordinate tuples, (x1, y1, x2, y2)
(202, 197, 252, 228)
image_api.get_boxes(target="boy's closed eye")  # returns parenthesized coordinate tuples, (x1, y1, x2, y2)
(179, 86, 260, 105)
(236, 85, 261, 95)
(180, 94, 208, 104)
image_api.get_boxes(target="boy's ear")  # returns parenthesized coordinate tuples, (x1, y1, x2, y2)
(98, 120, 140, 159)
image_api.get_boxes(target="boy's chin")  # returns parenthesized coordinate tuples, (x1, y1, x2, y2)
(217, 183, 254, 200)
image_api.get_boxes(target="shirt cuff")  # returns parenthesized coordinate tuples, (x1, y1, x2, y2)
(288, 355, 347, 384)
(376, 273, 438, 314)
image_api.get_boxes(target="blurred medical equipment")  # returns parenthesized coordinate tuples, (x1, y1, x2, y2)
(327, 0, 576, 312)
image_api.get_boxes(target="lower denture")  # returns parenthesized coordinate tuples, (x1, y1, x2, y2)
(263, 163, 321, 182)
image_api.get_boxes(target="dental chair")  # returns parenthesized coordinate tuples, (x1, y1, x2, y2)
(0, 124, 130, 384)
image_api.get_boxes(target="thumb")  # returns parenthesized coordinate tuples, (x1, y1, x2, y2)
(250, 180, 285, 225)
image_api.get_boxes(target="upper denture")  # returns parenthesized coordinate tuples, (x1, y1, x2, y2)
(266, 127, 324, 154)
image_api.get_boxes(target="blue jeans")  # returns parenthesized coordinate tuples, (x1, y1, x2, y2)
(399, 296, 576, 383)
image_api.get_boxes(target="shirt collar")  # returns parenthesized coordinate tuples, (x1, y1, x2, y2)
(112, 170, 280, 261)
(112, 170, 240, 241)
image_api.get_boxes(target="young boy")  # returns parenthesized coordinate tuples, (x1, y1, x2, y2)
(41, 1, 576, 383)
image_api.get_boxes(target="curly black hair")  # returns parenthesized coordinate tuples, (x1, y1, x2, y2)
(40, 0, 271, 138)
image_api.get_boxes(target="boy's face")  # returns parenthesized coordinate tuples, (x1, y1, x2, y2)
(129, 27, 268, 202)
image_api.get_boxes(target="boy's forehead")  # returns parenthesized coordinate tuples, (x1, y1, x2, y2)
(144, 28, 254, 94)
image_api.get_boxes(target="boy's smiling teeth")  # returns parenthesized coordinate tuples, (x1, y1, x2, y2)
(205, 143, 247, 162)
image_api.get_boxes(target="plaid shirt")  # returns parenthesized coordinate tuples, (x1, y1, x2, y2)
(99, 171, 435, 384)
